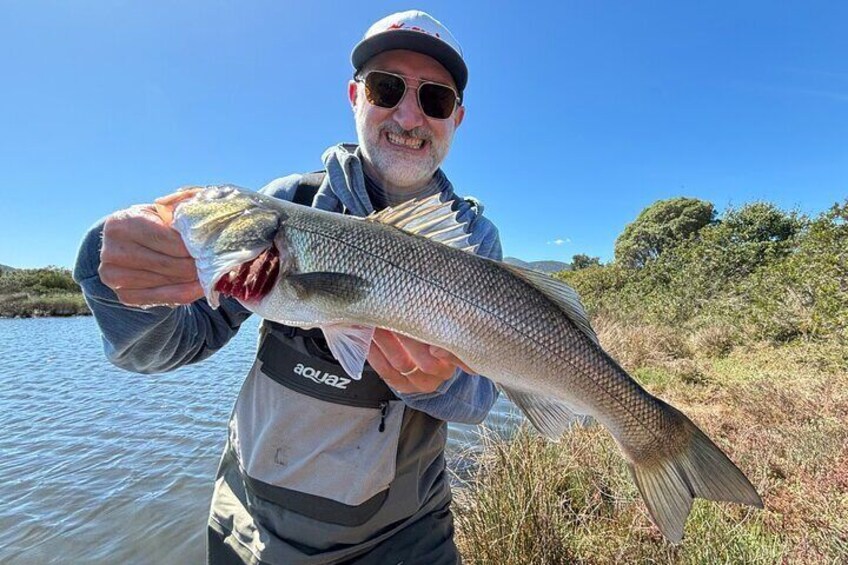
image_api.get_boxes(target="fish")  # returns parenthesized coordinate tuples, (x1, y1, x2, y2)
(167, 185, 763, 543)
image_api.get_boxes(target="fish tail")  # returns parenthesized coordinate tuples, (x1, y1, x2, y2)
(627, 407, 763, 543)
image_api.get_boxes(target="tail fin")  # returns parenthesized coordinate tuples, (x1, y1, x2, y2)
(627, 410, 763, 543)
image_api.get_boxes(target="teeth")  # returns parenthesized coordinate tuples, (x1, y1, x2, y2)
(387, 132, 424, 149)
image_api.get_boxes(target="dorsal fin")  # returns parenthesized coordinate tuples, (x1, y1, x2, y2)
(502, 264, 598, 344)
(366, 194, 478, 253)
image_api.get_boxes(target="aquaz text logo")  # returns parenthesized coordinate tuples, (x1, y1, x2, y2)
(293, 363, 351, 389)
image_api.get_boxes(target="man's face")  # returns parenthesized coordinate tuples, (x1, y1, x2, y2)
(349, 50, 465, 189)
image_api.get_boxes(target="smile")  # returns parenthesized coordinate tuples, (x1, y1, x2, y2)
(385, 131, 425, 150)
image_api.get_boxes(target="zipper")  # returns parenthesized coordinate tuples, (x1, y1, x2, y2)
(378, 401, 389, 433)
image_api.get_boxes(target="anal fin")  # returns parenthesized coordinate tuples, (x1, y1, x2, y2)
(501, 385, 592, 441)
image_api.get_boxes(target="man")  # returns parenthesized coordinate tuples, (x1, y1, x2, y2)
(74, 10, 502, 564)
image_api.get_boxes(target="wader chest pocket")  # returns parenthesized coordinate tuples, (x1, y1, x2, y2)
(231, 333, 404, 513)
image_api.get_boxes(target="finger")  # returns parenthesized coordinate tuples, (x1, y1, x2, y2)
(154, 187, 203, 225)
(99, 264, 198, 290)
(367, 345, 417, 393)
(430, 346, 478, 375)
(404, 371, 449, 394)
(104, 208, 193, 258)
(393, 333, 450, 376)
(372, 328, 416, 374)
(154, 186, 203, 206)
(114, 281, 205, 307)
(101, 238, 198, 280)
(368, 345, 449, 394)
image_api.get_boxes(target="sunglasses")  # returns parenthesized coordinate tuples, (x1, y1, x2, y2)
(358, 70, 460, 120)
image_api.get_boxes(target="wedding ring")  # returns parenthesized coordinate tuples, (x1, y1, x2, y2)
(400, 367, 418, 377)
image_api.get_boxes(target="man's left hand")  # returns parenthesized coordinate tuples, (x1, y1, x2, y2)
(367, 328, 476, 394)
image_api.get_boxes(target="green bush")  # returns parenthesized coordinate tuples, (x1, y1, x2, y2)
(0, 266, 80, 295)
(0, 267, 88, 317)
(614, 197, 715, 268)
(570, 253, 601, 270)
(560, 200, 846, 345)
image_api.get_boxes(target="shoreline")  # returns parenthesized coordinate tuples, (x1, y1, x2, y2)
(1, 311, 91, 319)
(0, 292, 90, 319)
(0, 267, 90, 318)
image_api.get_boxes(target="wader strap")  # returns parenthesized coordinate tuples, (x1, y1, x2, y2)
(259, 321, 398, 408)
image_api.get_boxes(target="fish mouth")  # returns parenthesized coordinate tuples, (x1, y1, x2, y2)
(214, 246, 280, 303)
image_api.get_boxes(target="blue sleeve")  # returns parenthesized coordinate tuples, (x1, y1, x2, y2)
(74, 176, 302, 374)
(395, 213, 503, 425)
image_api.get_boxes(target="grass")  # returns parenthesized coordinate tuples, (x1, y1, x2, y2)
(452, 322, 848, 564)
(0, 266, 90, 317)
(0, 291, 89, 317)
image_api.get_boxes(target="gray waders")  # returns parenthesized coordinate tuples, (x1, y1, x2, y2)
(206, 321, 459, 564)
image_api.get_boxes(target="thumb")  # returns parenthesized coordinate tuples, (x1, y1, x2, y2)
(154, 187, 203, 226)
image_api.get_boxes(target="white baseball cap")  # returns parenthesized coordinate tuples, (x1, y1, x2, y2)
(351, 10, 468, 95)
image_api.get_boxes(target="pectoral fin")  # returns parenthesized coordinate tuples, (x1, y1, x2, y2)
(321, 323, 376, 381)
(287, 272, 371, 303)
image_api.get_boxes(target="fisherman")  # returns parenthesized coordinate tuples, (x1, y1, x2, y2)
(74, 10, 502, 565)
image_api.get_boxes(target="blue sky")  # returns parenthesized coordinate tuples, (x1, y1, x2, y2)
(1, 1, 846, 268)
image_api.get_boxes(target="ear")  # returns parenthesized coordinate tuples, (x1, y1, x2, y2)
(453, 104, 465, 129)
(348, 80, 359, 110)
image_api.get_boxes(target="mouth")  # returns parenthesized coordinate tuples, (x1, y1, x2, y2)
(385, 131, 427, 151)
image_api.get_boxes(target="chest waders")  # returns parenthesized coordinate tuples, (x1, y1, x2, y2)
(206, 174, 460, 565)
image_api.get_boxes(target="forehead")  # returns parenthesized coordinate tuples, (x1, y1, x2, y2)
(363, 49, 456, 87)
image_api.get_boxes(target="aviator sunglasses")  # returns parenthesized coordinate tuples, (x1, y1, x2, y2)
(357, 70, 460, 120)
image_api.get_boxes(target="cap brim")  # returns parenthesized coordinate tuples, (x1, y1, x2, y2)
(351, 30, 467, 94)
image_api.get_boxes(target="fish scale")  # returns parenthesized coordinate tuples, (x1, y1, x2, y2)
(171, 186, 764, 543)
(283, 209, 688, 459)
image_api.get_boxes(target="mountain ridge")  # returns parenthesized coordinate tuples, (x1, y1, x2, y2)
(502, 257, 571, 273)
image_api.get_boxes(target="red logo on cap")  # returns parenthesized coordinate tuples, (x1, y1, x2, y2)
(387, 22, 440, 39)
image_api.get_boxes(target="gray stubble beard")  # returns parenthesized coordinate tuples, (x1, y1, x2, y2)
(356, 116, 454, 189)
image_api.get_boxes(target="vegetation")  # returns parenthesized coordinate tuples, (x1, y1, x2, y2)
(0, 267, 89, 317)
(560, 200, 846, 347)
(453, 199, 847, 563)
(614, 197, 715, 268)
(570, 253, 601, 271)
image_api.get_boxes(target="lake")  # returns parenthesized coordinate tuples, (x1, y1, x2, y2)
(0, 316, 521, 564)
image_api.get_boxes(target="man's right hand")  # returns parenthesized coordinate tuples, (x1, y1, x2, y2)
(99, 190, 204, 307)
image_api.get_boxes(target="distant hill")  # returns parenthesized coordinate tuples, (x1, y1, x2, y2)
(503, 257, 571, 274)
(0, 264, 16, 273)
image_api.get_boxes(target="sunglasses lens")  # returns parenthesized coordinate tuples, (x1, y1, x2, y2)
(419, 83, 457, 119)
(365, 72, 405, 109)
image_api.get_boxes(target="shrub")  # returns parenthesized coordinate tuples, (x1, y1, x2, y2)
(570, 254, 601, 270)
(0, 266, 80, 295)
(614, 197, 715, 268)
(559, 200, 845, 346)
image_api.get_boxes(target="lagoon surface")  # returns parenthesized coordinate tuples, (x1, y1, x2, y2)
(0, 316, 520, 564)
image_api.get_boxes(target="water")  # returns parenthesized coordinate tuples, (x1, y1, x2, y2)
(0, 317, 521, 564)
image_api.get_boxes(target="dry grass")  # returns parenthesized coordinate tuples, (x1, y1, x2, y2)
(452, 323, 848, 564)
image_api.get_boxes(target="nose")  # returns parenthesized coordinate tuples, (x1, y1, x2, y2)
(392, 86, 425, 131)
